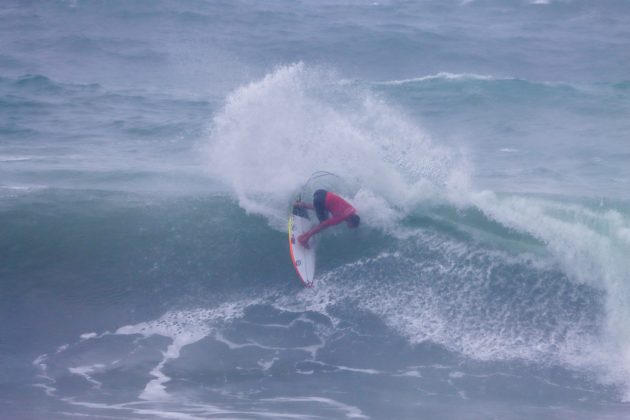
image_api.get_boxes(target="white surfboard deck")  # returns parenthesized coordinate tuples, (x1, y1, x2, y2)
(288, 204, 317, 287)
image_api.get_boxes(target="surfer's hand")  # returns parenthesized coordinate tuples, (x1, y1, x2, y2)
(298, 233, 310, 249)
(294, 201, 305, 208)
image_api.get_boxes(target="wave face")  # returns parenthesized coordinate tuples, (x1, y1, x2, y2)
(2, 1, 630, 419)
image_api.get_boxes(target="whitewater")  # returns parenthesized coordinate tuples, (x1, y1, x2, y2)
(1, 1, 630, 419)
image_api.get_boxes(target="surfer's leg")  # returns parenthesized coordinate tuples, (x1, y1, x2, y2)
(313, 189, 329, 222)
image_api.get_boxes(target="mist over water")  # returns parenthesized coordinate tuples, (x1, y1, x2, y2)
(2, 1, 630, 419)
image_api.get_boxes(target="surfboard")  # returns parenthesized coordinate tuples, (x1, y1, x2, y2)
(288, 203, 316, 287)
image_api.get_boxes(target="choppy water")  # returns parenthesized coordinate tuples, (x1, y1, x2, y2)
(1, 1, 630, 419)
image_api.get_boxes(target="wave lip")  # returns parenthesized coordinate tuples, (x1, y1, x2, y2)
(467, 191, 630, 399)
(377, 72, 503, 85)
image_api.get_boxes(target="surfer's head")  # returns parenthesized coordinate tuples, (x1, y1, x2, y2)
(347, 214, 360, 228)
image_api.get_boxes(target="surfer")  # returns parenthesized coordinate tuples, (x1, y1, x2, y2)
(294, 189, 360, 249)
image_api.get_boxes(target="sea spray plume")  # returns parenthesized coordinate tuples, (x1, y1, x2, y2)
(204, 63, 468, 230)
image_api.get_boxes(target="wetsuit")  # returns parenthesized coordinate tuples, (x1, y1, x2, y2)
(313, 189, 356, 225)
(299, 190, 356, 247)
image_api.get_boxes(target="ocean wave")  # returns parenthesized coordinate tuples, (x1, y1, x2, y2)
(0, 74, 102, 97)
(376, 72, 503, 85)
(371, 73, 630, 99)
(13, 186, 630, 412)
(372, 72, 592, 96)
(199, 65, 630, 399)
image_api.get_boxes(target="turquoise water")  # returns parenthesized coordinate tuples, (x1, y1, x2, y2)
(1, 1, 630, 419)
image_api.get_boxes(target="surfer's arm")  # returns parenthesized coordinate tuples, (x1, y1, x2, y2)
(301, 215, 345, 241)
(304, 220, 329, 238)
(299, 221, 326, 246)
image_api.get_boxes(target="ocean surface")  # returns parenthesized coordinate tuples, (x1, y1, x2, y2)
(1, 1, 630, 419)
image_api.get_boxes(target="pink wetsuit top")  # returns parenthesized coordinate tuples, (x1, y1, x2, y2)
(322, 192, 356, 227)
